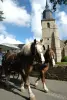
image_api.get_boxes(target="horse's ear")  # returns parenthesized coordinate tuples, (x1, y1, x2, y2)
(43, 45, 45, 50)
(40, 39, 43, 43)
(47, 45, 49, 50)
(34, 39, 36, 44)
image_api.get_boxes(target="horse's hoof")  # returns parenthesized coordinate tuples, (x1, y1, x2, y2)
(21, 87, 25, 92)
(21, 88, 25, 92)
(35, 82, 38, 87)
(44, 89, 49, 93)
(43, 84, 49, 93)
(30, 96, 36, 100)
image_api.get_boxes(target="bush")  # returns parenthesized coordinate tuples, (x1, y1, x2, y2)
(61, 56, 67, 62)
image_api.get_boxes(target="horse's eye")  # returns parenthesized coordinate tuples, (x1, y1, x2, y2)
(43, 45, 45, 50)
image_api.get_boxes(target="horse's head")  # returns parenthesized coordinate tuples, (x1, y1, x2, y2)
(31, 39, 45, 64)
(45, 48, 55, 67)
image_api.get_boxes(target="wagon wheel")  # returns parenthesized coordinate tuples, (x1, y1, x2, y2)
(12, 72, 19, 79)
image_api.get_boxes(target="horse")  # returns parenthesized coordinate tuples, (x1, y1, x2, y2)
(2, 39, 45, 100)
(2, 50, 20, 79)
(35, 47, 56, 92)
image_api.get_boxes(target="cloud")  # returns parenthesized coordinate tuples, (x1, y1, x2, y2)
(55, 9, 67, 40)
(25, 37, 34, 44)
(30, 0, 67, 40)
(25, 36, 40, 44)
(30, 0, 52, 40)
(0, 0, 30, 26)
(0, 24, 22, 44)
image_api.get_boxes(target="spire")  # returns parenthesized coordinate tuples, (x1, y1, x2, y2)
(42, 0, 53, 19)
(45, 0, 49, 10)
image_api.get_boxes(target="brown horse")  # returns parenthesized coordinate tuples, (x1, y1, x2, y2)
(35, 48, 55, 92)
(3, 39, 45, 100)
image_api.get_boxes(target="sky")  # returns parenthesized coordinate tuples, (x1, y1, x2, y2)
(0, 0, 67, 44)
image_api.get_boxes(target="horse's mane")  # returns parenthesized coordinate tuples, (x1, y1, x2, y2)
(19, 40, 42, 55)
(46, 48, 54, 53)
(49, 48, 55, 55)
(44, 48, 55, 60)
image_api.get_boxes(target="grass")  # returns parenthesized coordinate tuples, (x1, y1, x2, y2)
(56, 62, 67, 65)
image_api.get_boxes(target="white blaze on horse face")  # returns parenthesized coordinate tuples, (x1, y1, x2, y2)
(52, 56, 55, 66)
(51, 53, 55, 66)
(36, 44, 43, 53)
(36, 44, 45, 63)
(41, 53, 45, 64)
(52, 59, 55, 66)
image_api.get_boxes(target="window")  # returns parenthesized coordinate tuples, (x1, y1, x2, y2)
(47, 38, 49, 40)
(47, 22, 50, 28)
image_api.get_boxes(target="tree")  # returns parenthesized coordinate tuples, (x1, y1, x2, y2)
(50, 0, 67, 11)
(0, 11, 4, 21)
(64, 40, 67, 45)
(1, 0, 3, 2)
(0, 0, 4, 21)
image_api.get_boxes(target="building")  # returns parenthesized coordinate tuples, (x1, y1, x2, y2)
(0, 1, 67, 62)
(0, 43, 20, 53)
(41, 1, 62, 62)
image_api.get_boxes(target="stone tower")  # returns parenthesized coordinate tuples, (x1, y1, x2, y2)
(41, 1, 61, 62)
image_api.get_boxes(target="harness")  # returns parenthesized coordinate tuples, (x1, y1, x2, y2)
(39, 63, 48, 70)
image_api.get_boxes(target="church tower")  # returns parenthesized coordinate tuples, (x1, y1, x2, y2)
(41, 1, 61, 62)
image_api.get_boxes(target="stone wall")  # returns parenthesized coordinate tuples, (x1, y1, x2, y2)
(31, 65, 67, 81)
(46, 65, 67, 81)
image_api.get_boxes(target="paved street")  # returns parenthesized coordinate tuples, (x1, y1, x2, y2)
(0, 76, 67, 100)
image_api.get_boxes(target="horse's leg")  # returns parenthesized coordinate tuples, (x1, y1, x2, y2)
(35, 75, 40, 87)
(21, 81, 25, 92)
(24, 65, 33, 87)
(41, 67, 49, 92)
(25, 74, 36, 99)
(20, 70, 26, 92)
(28, 85, 36, 100)
(25, 65, 36, 100)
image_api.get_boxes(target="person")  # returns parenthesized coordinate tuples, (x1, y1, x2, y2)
(0, 48, 3, 66)
(3, 50, 10, 61)
(2, 50, 11, 68)
(0, 48, 4, 76)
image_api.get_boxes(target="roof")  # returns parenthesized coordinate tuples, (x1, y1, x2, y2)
(41, 18, 55, 22)
(42, 1, 53, 20)
(0, 43, 20, 50)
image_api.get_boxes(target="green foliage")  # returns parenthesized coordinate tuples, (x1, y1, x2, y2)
(50, 0, 67, 11)
(64, 40, 67, 45)
(61, 56, 67, 62)
(56, 62, 67, 65)
(1, 0, 3, 2)
(0, 0, 4, 21)
(0, 11, 4, 21)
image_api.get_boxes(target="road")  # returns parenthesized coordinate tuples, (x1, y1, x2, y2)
(0, 76, 67, 100)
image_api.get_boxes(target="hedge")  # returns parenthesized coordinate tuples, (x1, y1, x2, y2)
(61, 56, 67, 62)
